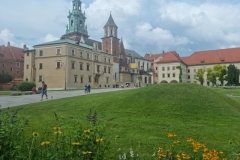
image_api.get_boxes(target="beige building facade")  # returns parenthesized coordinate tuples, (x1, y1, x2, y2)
(24, 40, 113, 90)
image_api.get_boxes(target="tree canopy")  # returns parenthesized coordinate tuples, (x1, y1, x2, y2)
(196, 67, 205, 85)
(227, 64, 239, 85)
(0, 73, 13, 84)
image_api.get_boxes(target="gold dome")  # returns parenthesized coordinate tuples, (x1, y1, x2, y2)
(128, 63, 139, 69)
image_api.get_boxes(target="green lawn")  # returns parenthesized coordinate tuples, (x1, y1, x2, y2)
(0, 91, 12, 96)
(5, 83, 240, 159)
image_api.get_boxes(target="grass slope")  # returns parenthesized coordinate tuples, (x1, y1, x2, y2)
(10, 83, 240, 158)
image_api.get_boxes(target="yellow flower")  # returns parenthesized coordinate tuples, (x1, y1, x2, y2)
(41, 141, 50, 146)
(54, 127, 61, 130)
(72, 142, 80, 146)
(83, 151, 87, 155)
(219, 151, 223, 154)
(96, 138, 103, 142)
(83, 151, 92, 154)
(85, 135, 90, 139)
(84, 129, 91, 133)
(32, 132, 39, 137)
(54, 131, 63, 135)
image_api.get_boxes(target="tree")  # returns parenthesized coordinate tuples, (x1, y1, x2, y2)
(213, 64, 227, 86)
(0, 73, 13, 84)
(227, 64, 239, 85)
(196, 67, 205, 85)
(176, 66, 182, 83)
(207, 68, 217, 86)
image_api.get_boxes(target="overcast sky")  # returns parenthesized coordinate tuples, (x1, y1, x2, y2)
(0, 0, 240, 56)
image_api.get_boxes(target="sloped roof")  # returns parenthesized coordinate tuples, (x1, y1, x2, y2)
(125, 49, 149, 61)
(104, 14, 118, 28)
(0, 43, 24, 62)
(144, 53, 162, 61)
(157, 51, 182, 63)
(181, 47, 240, 66)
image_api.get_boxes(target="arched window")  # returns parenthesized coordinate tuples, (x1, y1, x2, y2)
(71, 20, 73, 26)
(111, 29, 113, 35)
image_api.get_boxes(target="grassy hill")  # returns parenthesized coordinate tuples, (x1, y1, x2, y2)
(10, 83, 240, 159)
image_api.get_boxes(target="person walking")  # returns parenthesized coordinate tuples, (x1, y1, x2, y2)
(85, 84, 88, 93)
(41, 81, 48, 101)
(87, 84, 91, 93)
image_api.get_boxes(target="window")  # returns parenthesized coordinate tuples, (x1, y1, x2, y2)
(156, 67, 157, 70)
(26, 65, 29, 69)
(106, 77, 109, 83)
(168, 74, 170, 78)
(40, 50, 43, 56)
(162, 67, 165, 71)
(95, 77, 99, 83)
(147, 63, 149, 70)
(74, 75, 78, 83)
(194, 75, 196, 79)
(16, 62, 20, 68)
(56, 62, 61, 68)
(39, 63, 43, 69)
(104, 57, 107, 62)
(39, 75, 43, 82)
(1, 71, 4, 73)
(72, 49, 75, 56)
(104, 67, 107, 73)
(194, 69, 196, 73)
(173, 73, 175, 78)
(188, 75, 190, 79)
(172, 66, 175, 70)
(188, 69, 190, 73)
(162, 74, 165, 78)
(138, 61, 140, 68)
(108, 59, 111, 63)
(106, 50, 108, 53)
(80, 63, 83, 70)
(57, 48, 61, 55)
(108, 67, 111, 73)
(94, 55, 98, 61)
(27, 53, 29, 56)
(86, 64, 89, 71)
(81, 76, 83, 83)
(89, 76, 91, 82)
(167, 67, 170, 71)
(26, 78, 28, 81)
(71, 62, 75, 69)
(87, 53, 90, 59)
(80, 51, 82, 57)
(2, 64, 5, 68)
(97, 65, 100, 72)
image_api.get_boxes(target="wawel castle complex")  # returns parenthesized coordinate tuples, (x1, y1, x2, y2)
(1, 0, 240, 89)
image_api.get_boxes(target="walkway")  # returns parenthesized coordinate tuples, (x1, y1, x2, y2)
(0, 88, 134, 109)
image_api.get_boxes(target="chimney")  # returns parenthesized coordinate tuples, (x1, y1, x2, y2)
(162, 50, 165, 54)
(23, 44, 27, 50)
(7, 41, 10, 47)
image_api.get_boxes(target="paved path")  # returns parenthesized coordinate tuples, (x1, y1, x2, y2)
(0, 88, 134, 109)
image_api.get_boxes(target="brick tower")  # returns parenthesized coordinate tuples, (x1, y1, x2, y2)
(102, 13, 120, 63)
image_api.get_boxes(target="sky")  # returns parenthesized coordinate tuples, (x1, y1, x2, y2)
(0, 0, 240, 57)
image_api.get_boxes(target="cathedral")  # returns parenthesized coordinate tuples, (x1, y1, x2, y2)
(23, 0, 152, 90)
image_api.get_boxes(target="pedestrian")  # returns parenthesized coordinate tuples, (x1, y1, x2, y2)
(87, 84, 91, 93)
(85, 84, 88, 93)
(41, 81, 48, 101)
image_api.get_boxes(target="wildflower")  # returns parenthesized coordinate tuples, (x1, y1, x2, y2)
(54, 131, 63, 135)
(84, 129, 91, 133)
(219, 151, 223, 154)
(83, 151, 92, 154)
(96, 138, 103, 142)
(32, 132, 39, 137)
(85, 135, 90, 139)
(53, 127, 61, 130)
(72, 142, 80, 146)
(41, 141, 50, 146)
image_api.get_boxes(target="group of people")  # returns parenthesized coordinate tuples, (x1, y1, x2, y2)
(85, 84, 91, 93)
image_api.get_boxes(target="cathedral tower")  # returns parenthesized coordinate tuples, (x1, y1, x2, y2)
(61, 0, 89, 40)
(102, 13, 120, 63)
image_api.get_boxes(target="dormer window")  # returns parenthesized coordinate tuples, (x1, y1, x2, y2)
(220, 58, 225, 62)
(72, 49, 75, 55)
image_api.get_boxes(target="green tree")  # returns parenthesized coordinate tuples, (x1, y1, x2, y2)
(176, 66, 182, 83)
(207, 68, 217, 86)
(196, 67, 205, 85)
(0, 73, 13, 84)
(213, 64, 227, 86)
(18, 81, 36, 91)
(227, 64, 239, 85)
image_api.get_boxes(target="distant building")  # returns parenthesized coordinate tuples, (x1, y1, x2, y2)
(24, 0, 152, 90)
(154, 48, 240, 85)
(0, 42, 25, 79)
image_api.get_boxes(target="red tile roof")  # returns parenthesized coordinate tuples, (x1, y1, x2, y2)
(156, 51, 182, 63)
(144, 53, 161, 61)
(181, 47, 240, 66)
(0, 42, 24, 62)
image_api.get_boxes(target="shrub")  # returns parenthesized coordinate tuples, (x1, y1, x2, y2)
(18, 81, 36, 91)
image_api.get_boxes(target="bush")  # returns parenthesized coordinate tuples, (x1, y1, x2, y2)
(18, 81, 35, 91)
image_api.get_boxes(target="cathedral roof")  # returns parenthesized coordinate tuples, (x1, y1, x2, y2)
(125, 49, 150, 61)
(104, 14, 118, 28)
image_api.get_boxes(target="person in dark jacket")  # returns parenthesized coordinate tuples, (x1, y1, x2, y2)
(87, 84, 91, 93)
(40, 81, 48, 101)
